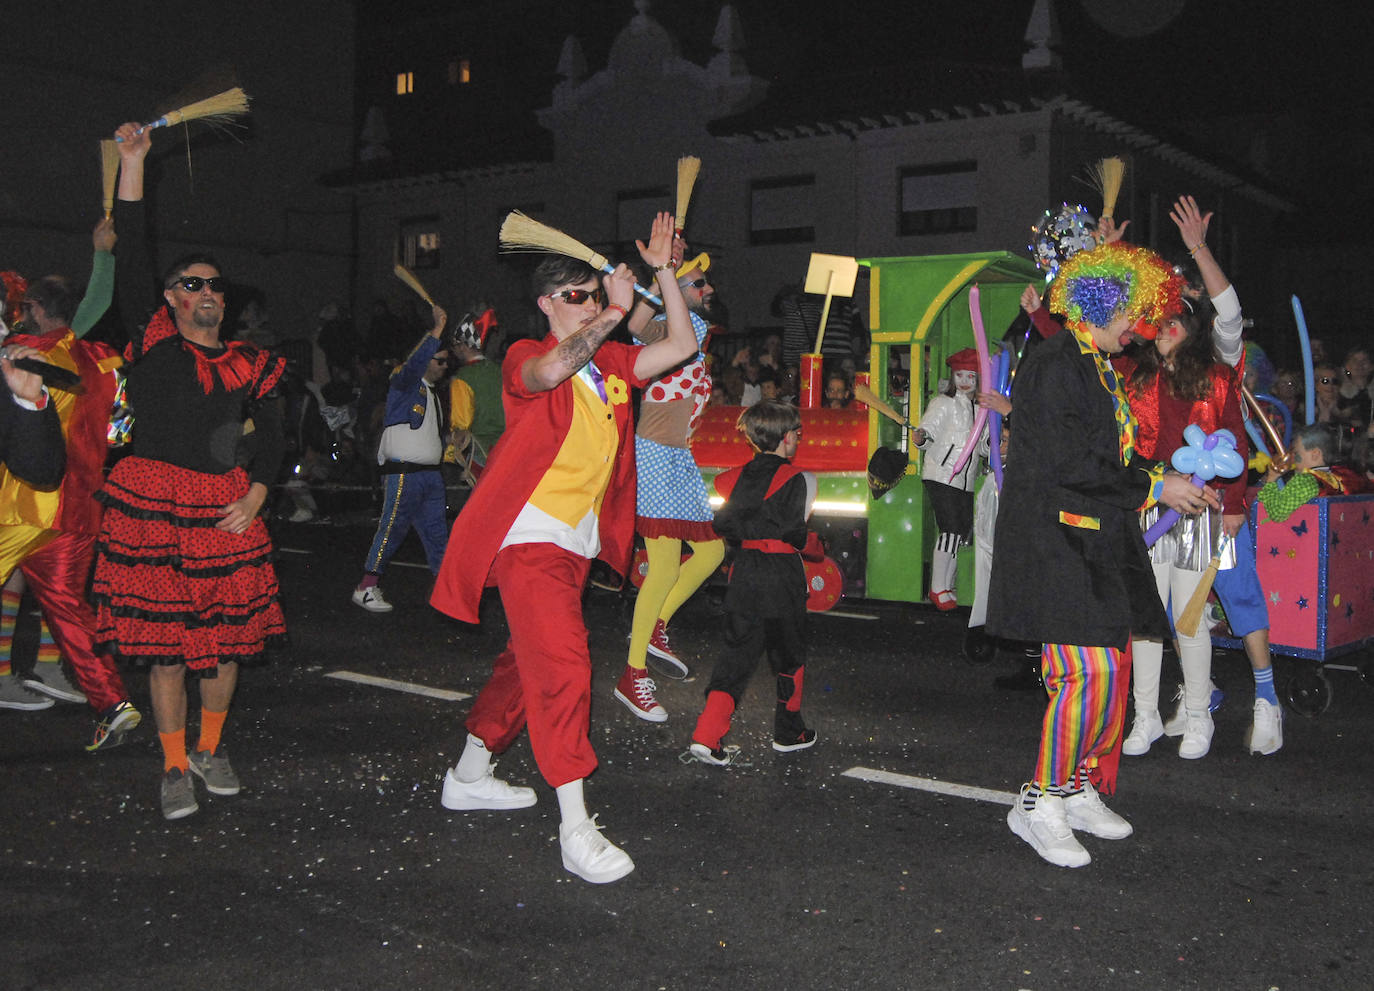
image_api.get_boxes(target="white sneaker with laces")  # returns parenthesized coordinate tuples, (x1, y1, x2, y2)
(1007, 791, 1090, 868)
(352, 586, 393, 613)
(1178, 710, 1214, 759)
(441, 764, 537, 811)
(559, 815, 635, 883)
(1063, 783, 1133, 839)
(1121, 709, 1164, 756)
(1247, 698, 1283, 755)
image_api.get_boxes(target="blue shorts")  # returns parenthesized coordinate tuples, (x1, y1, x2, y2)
(1211, 519, 1269, 638)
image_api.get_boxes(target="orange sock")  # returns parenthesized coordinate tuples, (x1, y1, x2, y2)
(197, 707, 228, 756)
(160, 730, 189, 773)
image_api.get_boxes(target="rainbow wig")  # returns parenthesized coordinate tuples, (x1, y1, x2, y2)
(1048, 242, 1184, 332)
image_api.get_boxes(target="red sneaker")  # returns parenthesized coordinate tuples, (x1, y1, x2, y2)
(614, 666, 667, 723)
(646, 619, 688, 679)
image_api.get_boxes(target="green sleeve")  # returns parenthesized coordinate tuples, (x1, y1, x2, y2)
(70, 251, 115, 337)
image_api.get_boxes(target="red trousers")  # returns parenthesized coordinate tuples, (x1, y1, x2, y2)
(21, 532, 128, 712)
(466, 543, 598, 788)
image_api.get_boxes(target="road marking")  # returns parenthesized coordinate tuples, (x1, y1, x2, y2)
(816, 609, 879, 621)
(388, 560, 431, 570)
(276, 547, 313, 555)
(325, 670, 471, 701)
(842, 766, 1018, 806)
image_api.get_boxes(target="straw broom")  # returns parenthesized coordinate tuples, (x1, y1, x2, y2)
(393, 264, 435, 306)
(100, 139, 120, 219)
(139, 86, 251, 134)
(498, 211, 663, 306)
(854, 382, 914, 433)
(1176, 533, 1231, 637)
(674, 156, 701, 236)
(1088, 156, 1126, 221)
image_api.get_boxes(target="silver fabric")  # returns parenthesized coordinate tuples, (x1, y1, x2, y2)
(1140, 503, 1236, 572)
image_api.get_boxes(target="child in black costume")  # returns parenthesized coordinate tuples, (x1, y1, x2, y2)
(689, 399, 821, 764)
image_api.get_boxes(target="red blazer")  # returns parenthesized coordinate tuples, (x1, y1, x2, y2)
(430, 334, 646, 624)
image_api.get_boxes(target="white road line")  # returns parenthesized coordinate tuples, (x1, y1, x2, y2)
(276, 547, 313, 555)
(842, 766, 1018, 806)
(388, 560, 431, 570)
(325, 670, 471, 701)
(816, 609, 879, 621)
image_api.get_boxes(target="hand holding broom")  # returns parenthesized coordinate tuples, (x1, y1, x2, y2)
(128, 87, 252, 138)
(499, 211, 663, 306)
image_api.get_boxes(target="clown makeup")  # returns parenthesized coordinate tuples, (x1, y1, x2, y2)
(1154, 315, 1188, 361)
(952, 369, 978, 394)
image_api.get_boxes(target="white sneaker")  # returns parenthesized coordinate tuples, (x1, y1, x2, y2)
(1247, 698, 1284, 756)
(288, 507, 315, 523)
(559, 815, 635, 884)
(352, 586, 393, 613)
(1161, 686, 1187, 736)
(1007, 792, 1090, 868)
(1063, 783, 1133, 839)
(1121, 709, 1164, 756)
(1178, 711, 1214, 759)
(440, 765, 537, 811)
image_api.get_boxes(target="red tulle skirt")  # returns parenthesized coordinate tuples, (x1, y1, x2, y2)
(93, 456, 287, 674)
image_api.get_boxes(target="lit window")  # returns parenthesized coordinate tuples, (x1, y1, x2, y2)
(396, 71, 414, 96)
(749, 175, 815, 245)
(898, 161, 977, 236)
(448, 59, 471, 85)
(399, 216, 441, 269)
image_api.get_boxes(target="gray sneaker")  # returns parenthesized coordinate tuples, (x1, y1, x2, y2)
(189, 748, 242, 796)
(0, 675, 55, 711)
(161, 767, 199, 820)
(23, 663, 87, 704)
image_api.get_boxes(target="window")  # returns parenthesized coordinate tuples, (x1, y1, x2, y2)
(750, 175, 815, 245)
(395, 71, 414, 95)
(898, 161, 977, 236)
(399, 216, 440, 270)
(448, 59, 471, 85)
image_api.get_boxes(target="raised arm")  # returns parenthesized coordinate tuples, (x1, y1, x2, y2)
(519, 270, 637, 393)
(1170, 195, 1242, 367)
(631, 212, 695, 381)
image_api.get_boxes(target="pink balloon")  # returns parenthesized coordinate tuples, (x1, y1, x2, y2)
(949, 285, 991, 475)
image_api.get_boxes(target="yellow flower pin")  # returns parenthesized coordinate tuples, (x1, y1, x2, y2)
(605, 374, 629, 406)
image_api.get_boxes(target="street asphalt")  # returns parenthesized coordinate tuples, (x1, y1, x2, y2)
(2, 518, 1371, 990)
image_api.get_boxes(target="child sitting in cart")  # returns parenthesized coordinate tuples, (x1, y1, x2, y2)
(1257, 424, 1370, 522)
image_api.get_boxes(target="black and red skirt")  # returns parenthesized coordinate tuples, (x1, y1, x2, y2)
(92, 456, 287, 674)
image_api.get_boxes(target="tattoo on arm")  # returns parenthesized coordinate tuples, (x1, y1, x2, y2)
(549, 310, 620, 378)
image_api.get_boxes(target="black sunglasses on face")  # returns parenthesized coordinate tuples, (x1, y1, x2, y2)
(170, 276, 227, 294)
(549, 288, 602, 305)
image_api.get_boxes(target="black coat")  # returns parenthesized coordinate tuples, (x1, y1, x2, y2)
(987, 330, 1167, 648)
(0, 381, 65, 489)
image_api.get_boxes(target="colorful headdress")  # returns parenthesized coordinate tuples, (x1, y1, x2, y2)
(1, 270, 28, 326)
(675, 252, 711, 280)
(455, 307, 498, 350)
(1048, 242, 1183, 333)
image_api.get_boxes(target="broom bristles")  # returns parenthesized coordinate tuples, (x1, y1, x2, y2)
(674, 156, 701, 232)
(1090, 156, 1126, 220)
(100, 139, 120, 217)
(155, 87, 251, 128)
(393, 264, 435, 306)
(498, 211, 610, 271)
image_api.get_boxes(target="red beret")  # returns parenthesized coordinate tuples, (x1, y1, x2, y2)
(946, 348, 979, 373)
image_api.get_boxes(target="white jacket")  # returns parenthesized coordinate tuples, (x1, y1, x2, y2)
(915, 393, 985, 492)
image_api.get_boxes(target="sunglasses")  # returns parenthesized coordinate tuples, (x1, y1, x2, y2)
(549, 288, 603, 305)
(681, 278, 709, 289)
(170, 276, 227, 294)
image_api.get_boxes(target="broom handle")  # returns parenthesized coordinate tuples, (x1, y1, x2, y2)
(852, 382, 911, 430)
(594, 262, 662, 307)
